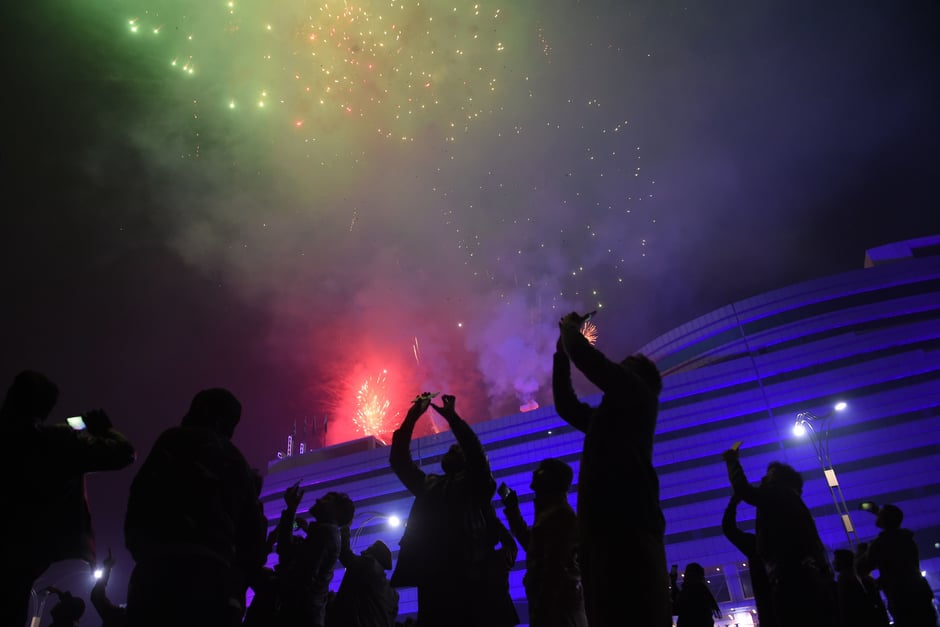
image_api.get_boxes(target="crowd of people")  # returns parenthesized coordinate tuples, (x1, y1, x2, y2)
(2, 310, 937, 627)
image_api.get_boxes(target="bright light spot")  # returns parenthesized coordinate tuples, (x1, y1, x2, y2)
(387, 515, 401, 528)
(834, 401, 847, 412)
(793, 422, 807, 437)
(93, 568, 104, 580)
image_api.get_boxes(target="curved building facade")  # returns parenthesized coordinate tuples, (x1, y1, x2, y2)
(259, 236, 940, 625)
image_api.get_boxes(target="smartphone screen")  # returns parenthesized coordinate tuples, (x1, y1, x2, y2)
(497, 482, 510, 499)
(66, 416, 87, 430)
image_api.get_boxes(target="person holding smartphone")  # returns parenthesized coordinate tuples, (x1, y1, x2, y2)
(0, 370, 137, 627)
(553, 311, 671, 627)
(389, 394, 518, 627)
(722, 444, 836, 627)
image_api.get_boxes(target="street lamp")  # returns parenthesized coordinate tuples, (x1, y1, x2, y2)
(793, 401, 857, 549)
(351, 511, 401, 550)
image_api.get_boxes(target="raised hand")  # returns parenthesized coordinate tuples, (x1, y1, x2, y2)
(103, 547, 116, 569)
(284, 482, 305, 510)
(406, 394, 432, 419)
(721, 441, 742, 463)
(429, 394, 457, 420)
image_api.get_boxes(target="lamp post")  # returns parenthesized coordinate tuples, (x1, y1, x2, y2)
(793, 401, 858, 549)
(351, 511, 401, 551)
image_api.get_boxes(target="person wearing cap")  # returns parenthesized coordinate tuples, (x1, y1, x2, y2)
(325, 524, 399, 627)
(124, 387, 268, 627)
(45, 586, 86, 627)
(857, 503, 938, 627)
(0, 370, 136, 627)
(553, 311, 671, 627)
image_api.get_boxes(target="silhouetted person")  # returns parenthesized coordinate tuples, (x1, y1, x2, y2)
(482, 503, 521, 627)
(243, 564, 279, 627)
(275, 487, 356, 627)
(857, 542, 893, 626)
(124, 388, 268, 627)
(0, 370, 136, 627)
(500, 458, 587, 627)
(389, 394, 518, 627)
(325, 525, 399, 627)
(45, 587, 85, 627)
(857, 504, 938, 627)
(670, 562, 722, 627)
(723, 445, 836, 627)
(243, 524, 285, 627)
(90, 548, 128, 627)
(721, 494, 776, 627)
(833, 548, 889, 627)
(552, 312, 672, 627)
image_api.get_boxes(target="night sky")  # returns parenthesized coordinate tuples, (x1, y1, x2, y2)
(3, 0, 940, 608)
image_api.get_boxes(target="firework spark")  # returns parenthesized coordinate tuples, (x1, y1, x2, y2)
(355, 369, 392, 441)
(123, 0, 514, 144)
(580, 319, 598, 345)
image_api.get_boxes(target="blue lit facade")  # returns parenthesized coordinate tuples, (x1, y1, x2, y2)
(259, 236, 940, 625)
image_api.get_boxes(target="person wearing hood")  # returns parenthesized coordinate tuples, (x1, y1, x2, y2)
(552, 311, 671, 627)
(124, 387, 268, 627)
(857, 504, 938, 627)
(326, 526, 399, 627)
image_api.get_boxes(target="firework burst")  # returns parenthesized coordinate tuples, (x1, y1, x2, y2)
(580, 319, 598, 345)
(122, 0, 516, 144)
(355, 369, 392, 441)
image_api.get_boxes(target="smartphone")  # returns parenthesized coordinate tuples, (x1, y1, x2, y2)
(497, 482, 511, 499)
(730, 441, 743, 452)
(66, 416, 86, 431)
(582, 310, 598, 322)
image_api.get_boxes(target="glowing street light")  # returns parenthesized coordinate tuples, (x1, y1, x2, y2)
(351, 511, 401, 550)
(793, 401, 857, 548)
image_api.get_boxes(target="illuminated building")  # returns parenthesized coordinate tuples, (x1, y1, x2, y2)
(259, 235, 940, 623)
